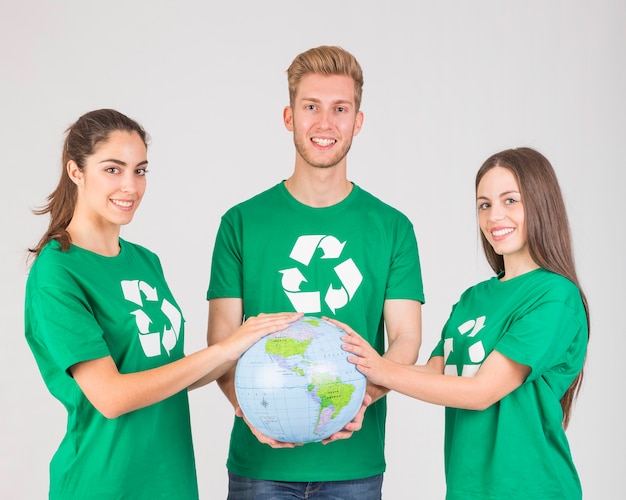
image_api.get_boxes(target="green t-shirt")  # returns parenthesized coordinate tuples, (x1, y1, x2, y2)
(430, 268, 587, 499)
(208, 182, 424, 482)
(25, 239, 198, 499)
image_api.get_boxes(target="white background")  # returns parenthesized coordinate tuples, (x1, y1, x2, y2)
(1, 1, 624, 498)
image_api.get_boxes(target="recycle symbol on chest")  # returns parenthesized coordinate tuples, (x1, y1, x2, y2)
(121, 280, 182, 357)
(279, 235, 363, 313)
(443, 315, 487, 378)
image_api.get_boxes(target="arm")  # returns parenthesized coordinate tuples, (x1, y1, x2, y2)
(320, 299, 421, 444)
(205, 297, 244, 406)
(369, 298, 422, 404)
(206, 298, 300, 448)
(71, 311, 301, 419)
(339, 323, 530, 410)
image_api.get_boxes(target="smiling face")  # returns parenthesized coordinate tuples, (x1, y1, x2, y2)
(476, 166, 532, 269)
(69, 130, 148, 229)
(283, 73, 363, 171)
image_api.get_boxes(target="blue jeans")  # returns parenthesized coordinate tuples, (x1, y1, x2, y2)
(227, 471, 384, 499)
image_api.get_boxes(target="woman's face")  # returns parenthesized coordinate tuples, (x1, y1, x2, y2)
(70, 130, 148, 228)
(476, 166, 530, 264)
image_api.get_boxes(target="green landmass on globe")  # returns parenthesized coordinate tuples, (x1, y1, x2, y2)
(308, 372, 357, 423)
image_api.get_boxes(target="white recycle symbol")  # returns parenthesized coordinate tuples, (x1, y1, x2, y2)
(121, 280, 182, 357)
(279, 235, 363, 314)
(443, 315, 486, 377)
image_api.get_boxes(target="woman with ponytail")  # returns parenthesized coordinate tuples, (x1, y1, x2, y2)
(25, 109, 300, 499)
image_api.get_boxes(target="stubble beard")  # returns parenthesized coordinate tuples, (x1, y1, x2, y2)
(293, 132, 353, 170)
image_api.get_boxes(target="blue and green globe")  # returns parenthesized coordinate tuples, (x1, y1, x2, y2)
(235, 316, 366, 443)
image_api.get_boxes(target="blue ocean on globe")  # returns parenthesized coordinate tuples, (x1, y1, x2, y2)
(235, 316, 367, 443)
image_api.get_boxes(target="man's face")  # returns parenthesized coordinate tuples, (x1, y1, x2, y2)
(284, 73, 363, 170)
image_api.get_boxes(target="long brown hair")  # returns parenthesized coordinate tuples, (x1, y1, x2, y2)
(29, 109, 148, 258)
(475, 147, 589, 429)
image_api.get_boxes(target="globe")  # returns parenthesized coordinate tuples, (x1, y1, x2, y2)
(235, 315, 367, 443)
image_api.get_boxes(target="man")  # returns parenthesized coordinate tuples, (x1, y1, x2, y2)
(207, 45, 424, 499)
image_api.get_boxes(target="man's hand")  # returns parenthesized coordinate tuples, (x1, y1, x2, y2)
(321, 392, 372, 445)
(235, 406, 302, 449)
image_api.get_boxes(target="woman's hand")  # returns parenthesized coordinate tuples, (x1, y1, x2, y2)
(326, 317, 392, 387)
(222, 312, 303, 360)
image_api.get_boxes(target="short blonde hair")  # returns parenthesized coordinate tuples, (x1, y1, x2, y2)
(286, 45, 364, 110)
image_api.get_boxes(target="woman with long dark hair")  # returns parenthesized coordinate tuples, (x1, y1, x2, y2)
(336, 147, 589, 499)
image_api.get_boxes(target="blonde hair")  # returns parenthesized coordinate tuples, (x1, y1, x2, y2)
(286, 45, 364, 110)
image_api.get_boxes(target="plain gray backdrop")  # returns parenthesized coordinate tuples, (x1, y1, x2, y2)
(1, 1, 624, 498)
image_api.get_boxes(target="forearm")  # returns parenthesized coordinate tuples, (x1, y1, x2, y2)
(382, 299, 422, 363)
(188, 358, 236, 391)
(120, 346, 234, 410)
(73, 344, 236, 419)
(367, 338, 420, 403)
(378, 353, 528, 411)
(370, 305, 422, 403)
(206, 297, 246, 408)
(380, 361, 481, 408)
(216, 367, 239, 408)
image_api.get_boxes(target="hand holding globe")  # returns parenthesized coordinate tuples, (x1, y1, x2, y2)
(235, 316, 367, 444)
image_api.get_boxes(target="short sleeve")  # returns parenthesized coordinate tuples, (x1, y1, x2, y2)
(385, 217, 424, 303)
(207, 211, 244, 300)
(495, 299, 587, 383)
(29, 284, 110, 374)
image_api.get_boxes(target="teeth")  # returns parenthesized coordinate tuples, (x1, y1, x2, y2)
(312, 137, 336, 146)
(492, 228, 513, 237)
(111, 199, 133, 208)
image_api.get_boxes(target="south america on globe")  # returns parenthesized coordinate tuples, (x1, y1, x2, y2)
(235, 316, 366, 443)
